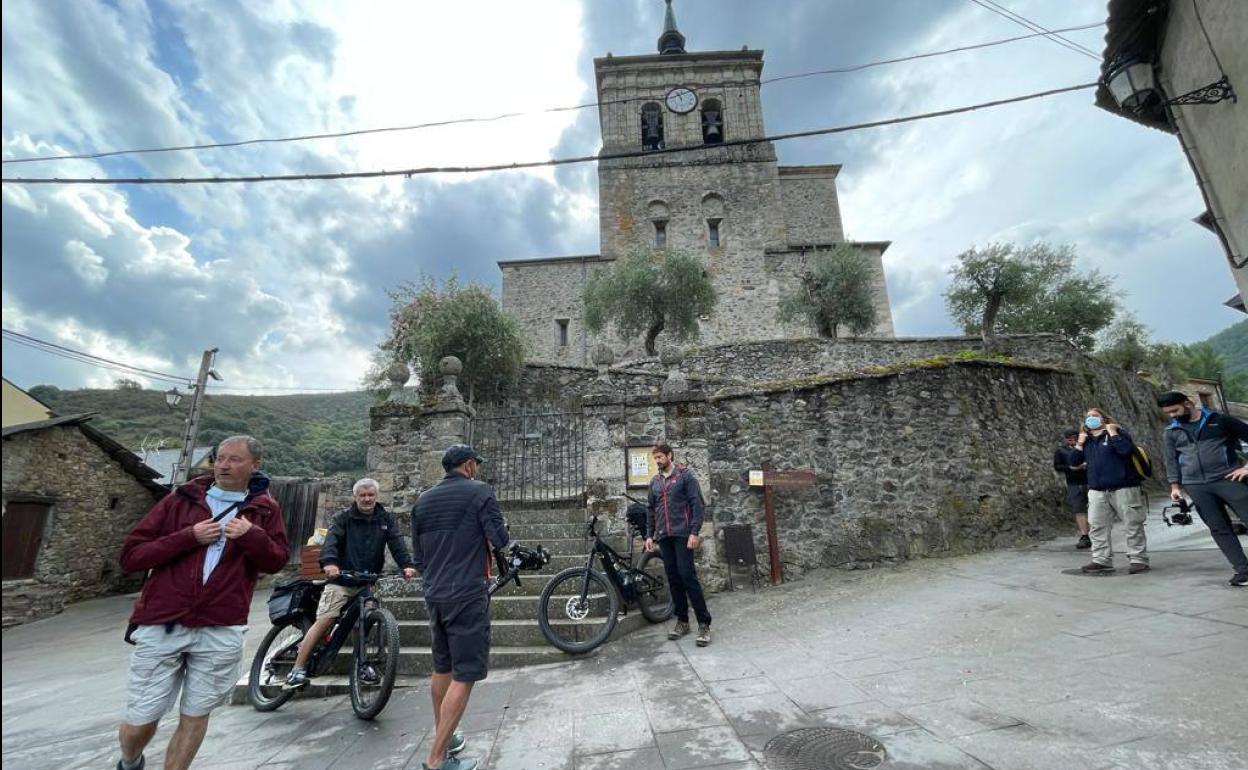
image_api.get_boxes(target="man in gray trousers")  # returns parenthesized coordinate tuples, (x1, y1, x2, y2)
(1158, 390, 1248, 586)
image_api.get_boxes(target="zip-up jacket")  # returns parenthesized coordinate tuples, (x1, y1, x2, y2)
(320, 502, 415, 574)
(1053, 446, 1088, 485)
(1163, 407, 1248, 485)
(647, 464, 705, 540)
(121, 472, 289, 627)
(411, 473, 509, 603)
(1069, 428, 1141, 492)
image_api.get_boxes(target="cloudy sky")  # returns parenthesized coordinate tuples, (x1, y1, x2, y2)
(2, 0, 1240, 393)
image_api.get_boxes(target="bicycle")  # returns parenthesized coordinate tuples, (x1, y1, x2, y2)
(247, 570, 400, 719)
(536, 498, 673, 654)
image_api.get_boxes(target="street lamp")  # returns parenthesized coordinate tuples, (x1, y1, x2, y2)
(164, 387, 184, 409)
(1104, 53, 1235, 114)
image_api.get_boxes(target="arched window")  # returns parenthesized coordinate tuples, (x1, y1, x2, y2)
(701, 193, 724, 248)
(701, 99, 724, 145)
(647, 200, 670, 248)
(641, 102, 665, 151)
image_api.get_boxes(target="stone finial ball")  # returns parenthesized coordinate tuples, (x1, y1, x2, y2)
(659, 344, 685, 367)
(386, 361, 411, 386)
(591, 344, 616, 367)
(439, 356, 463, 376)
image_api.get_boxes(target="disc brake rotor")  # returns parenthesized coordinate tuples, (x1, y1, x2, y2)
(563, 595, 591, 621)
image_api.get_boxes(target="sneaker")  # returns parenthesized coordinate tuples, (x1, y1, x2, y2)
(696, 624, 711, 647)
(1080, 562, 1114, 574)
(1076, 534, 1091, 550)
(423, 757, 479, 770)
(284, 668, 309, 690)
(1230, 573, 1248, 587)
(448, 730, 467, 756)
(1128, 563, 1151, 575)
(667, 621, 690, 640)
(116, 755, 145, 770)
(358, 663, 380, 685)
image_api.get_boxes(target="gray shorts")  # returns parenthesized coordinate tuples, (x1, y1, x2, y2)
(1065, 483, 1089, 514)
(427, 596, 490, 683)
(125, 624, 246, 724)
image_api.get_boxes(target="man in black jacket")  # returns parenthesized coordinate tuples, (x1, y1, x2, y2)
(1158, 391, 1248, 586)
(644, 443, 712, 647)
(1054, 428, 1091, 550)
(285, 478, 416, 689)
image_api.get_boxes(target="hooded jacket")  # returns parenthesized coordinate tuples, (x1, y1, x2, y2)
(121, 472, 289, 627)
(1162, 407, 1248, 485)
(320, 502, 415, 574)
(1069, 428, 1141, 492)
(647, 464, 705, 540)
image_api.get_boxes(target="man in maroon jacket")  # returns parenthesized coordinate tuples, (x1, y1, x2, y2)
(114, 436, 288, 770)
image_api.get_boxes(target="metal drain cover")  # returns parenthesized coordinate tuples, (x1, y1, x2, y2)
(764, 727, 887, 770)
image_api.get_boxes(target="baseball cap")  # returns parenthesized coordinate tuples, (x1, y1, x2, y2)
(1156, 390, 1191, 407)
(442, 444, 485, 471)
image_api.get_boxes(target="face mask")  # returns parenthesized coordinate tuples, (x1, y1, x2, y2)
(1084, 416, 1103, 430)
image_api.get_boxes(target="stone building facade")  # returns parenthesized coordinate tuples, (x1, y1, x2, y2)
(500, 9, 893, 364)
(2, 415, 165, 626)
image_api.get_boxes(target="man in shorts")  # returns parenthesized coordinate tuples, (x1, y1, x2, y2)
(114, 436, 289, 770)
(285, 477, 418, 688)
(411, 445, 509, 770)
(1054, 428, 1092, 549)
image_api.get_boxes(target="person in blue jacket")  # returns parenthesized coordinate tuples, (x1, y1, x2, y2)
(1070, 408, 1150, 574)
(644, 443, 712, 647)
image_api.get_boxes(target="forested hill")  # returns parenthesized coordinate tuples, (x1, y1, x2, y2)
(28, 385, 374, 478)
(1206, 319, 1248, 374)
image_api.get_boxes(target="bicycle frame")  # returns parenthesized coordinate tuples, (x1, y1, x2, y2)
(579, 515, 654, 606)
(305, 579, 381, 678)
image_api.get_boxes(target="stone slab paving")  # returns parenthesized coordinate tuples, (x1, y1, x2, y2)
(4, 504, 1245, 770)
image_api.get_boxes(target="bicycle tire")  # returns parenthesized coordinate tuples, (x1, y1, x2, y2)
(635, 550, 674, 623)
(537, 567, 619, 654)
(350, 606, 400, 720)
(248, 618, 310, 711)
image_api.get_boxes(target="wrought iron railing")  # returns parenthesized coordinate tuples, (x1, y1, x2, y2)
(468, 411, 585, 503)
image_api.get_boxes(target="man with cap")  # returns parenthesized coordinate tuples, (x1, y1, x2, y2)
(1054, 428, 1092, 550)
(1157, 390, 1248, 586)
(410, 444, 508, 770)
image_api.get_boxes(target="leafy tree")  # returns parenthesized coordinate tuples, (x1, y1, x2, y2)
(583, 249, 716, 356)
(776, 243, 878, 339)
(1097, 315, 1153, 373)
(373, 275, 525, 404)
(1181, 341, 1225, 382)
(945, 242, 1115, 348)
(114, 378, 143, 391)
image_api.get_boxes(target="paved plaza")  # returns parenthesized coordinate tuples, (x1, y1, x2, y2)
(3, 503, 1245, 770)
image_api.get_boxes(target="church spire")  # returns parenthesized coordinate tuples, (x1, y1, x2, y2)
(657, 0, 687, 55)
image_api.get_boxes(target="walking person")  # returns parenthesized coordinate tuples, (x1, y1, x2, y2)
(644, 443, 712, 647)
(410, 445, 509, 770)
(1070, 409, 1150, 575)
(1054, 428, 1092, 550)
(284, 478, 419, 689)
(1157, 390, 1248, 586)
(114, 436, 289, 770)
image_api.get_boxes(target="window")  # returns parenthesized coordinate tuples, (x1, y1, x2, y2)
(701, 99, 724, 144)
(556, 319, 570, 347)
(654, 220, 668, 248)
(108, 496, 120, 510)
(641, 102, 665, 151)
(707, 218, 722, 248)
(2, 500, 51, 579)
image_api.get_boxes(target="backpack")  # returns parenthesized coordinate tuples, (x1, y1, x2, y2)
(1130, 446, 1154, 479)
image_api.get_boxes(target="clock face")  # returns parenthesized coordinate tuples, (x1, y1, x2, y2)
(665, 87, 698, 114)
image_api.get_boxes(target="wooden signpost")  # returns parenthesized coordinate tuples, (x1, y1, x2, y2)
(750, 467, 816, 585)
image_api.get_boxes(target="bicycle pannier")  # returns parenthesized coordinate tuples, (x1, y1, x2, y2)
(267, 580, 315, 625)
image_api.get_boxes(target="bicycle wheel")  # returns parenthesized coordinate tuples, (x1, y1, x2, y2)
(350, 606, 400, 720)
(248, 618, 310, 711)
(635, 550, 674, 623)
(537, 567, 619, 654)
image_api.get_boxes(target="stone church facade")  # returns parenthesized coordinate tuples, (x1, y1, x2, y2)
(500, 6, 894, 364)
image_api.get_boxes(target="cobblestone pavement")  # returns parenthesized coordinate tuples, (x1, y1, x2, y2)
(4, 502, 1246, 770)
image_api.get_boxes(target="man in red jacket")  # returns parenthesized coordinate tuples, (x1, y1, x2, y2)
(114, 435, 289, 770)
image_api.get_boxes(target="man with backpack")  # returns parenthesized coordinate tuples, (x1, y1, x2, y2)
(1157, 391, 1248, 586)
(1053, 428, 1092, 550)
(1070, 409, 1151, 575)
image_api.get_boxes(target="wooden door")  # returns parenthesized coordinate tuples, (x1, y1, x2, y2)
(2, 501, 51, 579)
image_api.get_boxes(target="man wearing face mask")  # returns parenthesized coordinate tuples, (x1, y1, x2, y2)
(1070, 409, 1150, 575)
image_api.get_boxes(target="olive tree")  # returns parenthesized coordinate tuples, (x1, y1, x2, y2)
(776, 242, 878, 339)
(582, 249, 716, 356)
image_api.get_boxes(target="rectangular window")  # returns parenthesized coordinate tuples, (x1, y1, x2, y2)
(707, 218, 722, 248)
(556, 319, 569, 347)
(654, 220, 667, 249)
(2, 500, 51, 579)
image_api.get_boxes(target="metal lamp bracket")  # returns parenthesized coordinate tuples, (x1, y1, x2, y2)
(1168, 75, 1236, 106)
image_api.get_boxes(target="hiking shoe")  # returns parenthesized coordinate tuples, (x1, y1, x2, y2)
(1230, 573, 1248, 587)
(667, 621, 690, 640)
(116, 755, 145, 770)
(1076, 534, 1091, 550)
(1128, 563, 1151, 575)
(358, 663, 380, 685)
(422, 757, 479, 770)
(448, 730, 467, 756)
(284, 668, 309, 690)
(696, 624, 711, 647)
(1081, 562, 1114, 574)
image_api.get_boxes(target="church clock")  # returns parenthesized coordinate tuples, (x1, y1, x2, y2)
(665, 86, 698, 114)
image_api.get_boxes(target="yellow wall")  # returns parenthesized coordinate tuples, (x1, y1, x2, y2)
(2, 379, 54, 428)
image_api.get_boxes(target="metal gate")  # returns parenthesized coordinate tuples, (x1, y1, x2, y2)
(268, 479, 322, 563)
(468, 411, 584, 503)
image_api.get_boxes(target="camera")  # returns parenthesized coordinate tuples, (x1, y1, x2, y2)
(1161, 498, 1195, 527)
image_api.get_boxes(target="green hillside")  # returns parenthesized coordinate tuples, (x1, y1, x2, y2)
(28, 385, 376, 478)
(1205, 319, 1248, 374)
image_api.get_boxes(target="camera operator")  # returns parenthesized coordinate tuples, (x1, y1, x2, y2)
(1157, 391, 1248, 587)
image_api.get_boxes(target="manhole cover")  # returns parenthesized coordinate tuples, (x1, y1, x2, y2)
(764, 727, 887, 770)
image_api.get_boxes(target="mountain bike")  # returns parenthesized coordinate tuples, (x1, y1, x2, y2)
(247, 570, 400, 719)
(536, 499, 673, 653)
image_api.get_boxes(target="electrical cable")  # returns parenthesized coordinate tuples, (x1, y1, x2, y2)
(966, 0, 1100, 60)
(1, 81, 1098, 185)
(2, 330, 192, 385)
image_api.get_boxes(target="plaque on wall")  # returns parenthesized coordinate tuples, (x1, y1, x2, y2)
(626, 446, 659, 488)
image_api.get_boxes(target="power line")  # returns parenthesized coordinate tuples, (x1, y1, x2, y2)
(967, 0, 1100, 61)
(2, 329, 193, 385)
(0, 81, 1098, 186)
(0, 22, 1103, 166)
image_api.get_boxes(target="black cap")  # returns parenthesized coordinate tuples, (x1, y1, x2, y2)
(1062, 428, 1080, 438)
(442, 444, 485, 471)
(1156, 390, 1191, 408)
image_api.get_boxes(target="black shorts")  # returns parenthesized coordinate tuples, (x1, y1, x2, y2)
(1065, 483, 1089, 514)
(426, 596, 490, 682)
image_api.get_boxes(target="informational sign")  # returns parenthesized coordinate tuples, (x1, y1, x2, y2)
(748, 470, 765, 487)
(764, 469, 817, 488)
(626, 446, 659, 488)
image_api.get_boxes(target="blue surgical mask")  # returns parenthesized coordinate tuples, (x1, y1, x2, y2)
(1084, 416, 1103, 430)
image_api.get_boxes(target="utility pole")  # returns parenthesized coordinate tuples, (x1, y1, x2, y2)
(171, 348, 221, 485)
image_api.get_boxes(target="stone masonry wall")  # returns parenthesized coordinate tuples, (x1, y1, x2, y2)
(2, 426, 164, 625)
(777, 167, 844, 244)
